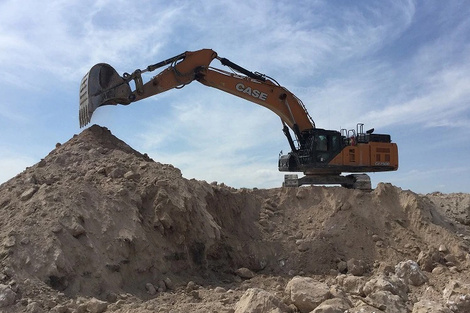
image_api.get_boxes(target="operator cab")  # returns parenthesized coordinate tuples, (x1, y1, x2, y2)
(279, 128, 344, 172)
(302, 128, 343, 164)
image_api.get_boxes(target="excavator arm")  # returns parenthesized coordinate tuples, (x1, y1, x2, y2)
(80, 49, 314, 142)
(79, 48, 398, 189)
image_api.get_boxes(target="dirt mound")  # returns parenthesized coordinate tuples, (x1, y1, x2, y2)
(1, 125, 469, 312)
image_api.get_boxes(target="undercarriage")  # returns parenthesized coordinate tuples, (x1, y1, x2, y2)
(283, 173, 372, 190)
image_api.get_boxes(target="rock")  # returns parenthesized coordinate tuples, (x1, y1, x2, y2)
(145, 283, 157, 295)
(234, 288, 289, 313)
(108, 167, 126, 178)
(328, 285, 347, 299)
(438, 245, 448, 253)
(347, 258, 367, 276)
(51, 304, 70, 313)
(363, 274, 408, 301)
(70, 222, 86, 238)
(294, 231, 303, 239)
(0, 284, 16, 307)
(190, 289, 201, 300)
(4, 236, 16, 248)
(236, 267, 255, 279)
(328, 269, 338, 276)
(337, 261, 347, 273)
(341, 275, 366, 296)
(444, 253, 458, 267)
(164, 277, 175, 290)
(365, 290, 407, 313)
(395, 260, 428, 286)
(296, 239, 310, 252)
(20, 186, 38, 201)
(443, 280, 470, 312)
(157, 280, 167, 292)
(76, 303, 88, 313)
(214, 286, 226, 293)
(51, 224, 63, 233)
(105, 293, 118, 303)
(124, 170, 140, 181)
(285, 276, 330, 313)
(26, 301, 44, 313)
(432, 266, 446, 275)
(417, 249, 442, 272)
(382, 265, 395, 276)
(412, 300, 452, 313)
(186, 281, 198, 291)
(311, 298, 352, 313)
(24, 174, 38, 184)
(372, 234, 381, 242)
(86, 298, 108, 313)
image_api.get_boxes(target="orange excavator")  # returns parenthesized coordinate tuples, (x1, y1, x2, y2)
(79, 49, 398, 189)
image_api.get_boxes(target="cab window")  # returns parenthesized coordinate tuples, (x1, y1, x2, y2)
(316, 135, 327, 151)
(331, 134, 340, 151)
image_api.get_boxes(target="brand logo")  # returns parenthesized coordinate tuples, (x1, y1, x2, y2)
(375, 162, 390, 166)
(235, 83, 267, 101)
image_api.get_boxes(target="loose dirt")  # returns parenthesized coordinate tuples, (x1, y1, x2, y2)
(0, 125, 469, 312)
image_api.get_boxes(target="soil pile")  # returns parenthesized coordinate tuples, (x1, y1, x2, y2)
(0, 125, 469, 312)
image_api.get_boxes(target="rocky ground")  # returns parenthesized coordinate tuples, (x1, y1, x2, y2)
(0, 125, 469, 313)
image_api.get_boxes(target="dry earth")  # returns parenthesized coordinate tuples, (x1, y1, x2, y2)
(0, 125, 469, 313)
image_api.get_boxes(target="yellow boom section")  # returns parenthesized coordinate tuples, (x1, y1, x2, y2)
(131, 49, 314, 133)
(198, 67, 314, 133)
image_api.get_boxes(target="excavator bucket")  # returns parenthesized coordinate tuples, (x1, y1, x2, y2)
(79, 63, 132, 127)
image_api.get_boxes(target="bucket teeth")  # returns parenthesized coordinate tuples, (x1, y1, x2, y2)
(79, 71, 91, 127)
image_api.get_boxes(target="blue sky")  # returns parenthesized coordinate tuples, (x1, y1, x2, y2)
(1, 0, 469, 193)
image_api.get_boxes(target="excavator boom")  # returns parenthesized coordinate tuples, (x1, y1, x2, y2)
(79, 48, 398, 189)
(79, 49, 314, 134)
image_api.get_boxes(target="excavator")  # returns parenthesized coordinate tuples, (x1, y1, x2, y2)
(79, 48, 398, 189)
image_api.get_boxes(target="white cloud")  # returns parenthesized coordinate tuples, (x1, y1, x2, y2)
(137, 90, 284, 153)
(0, 0, 187, 84)
(364, 62, 470, 129)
